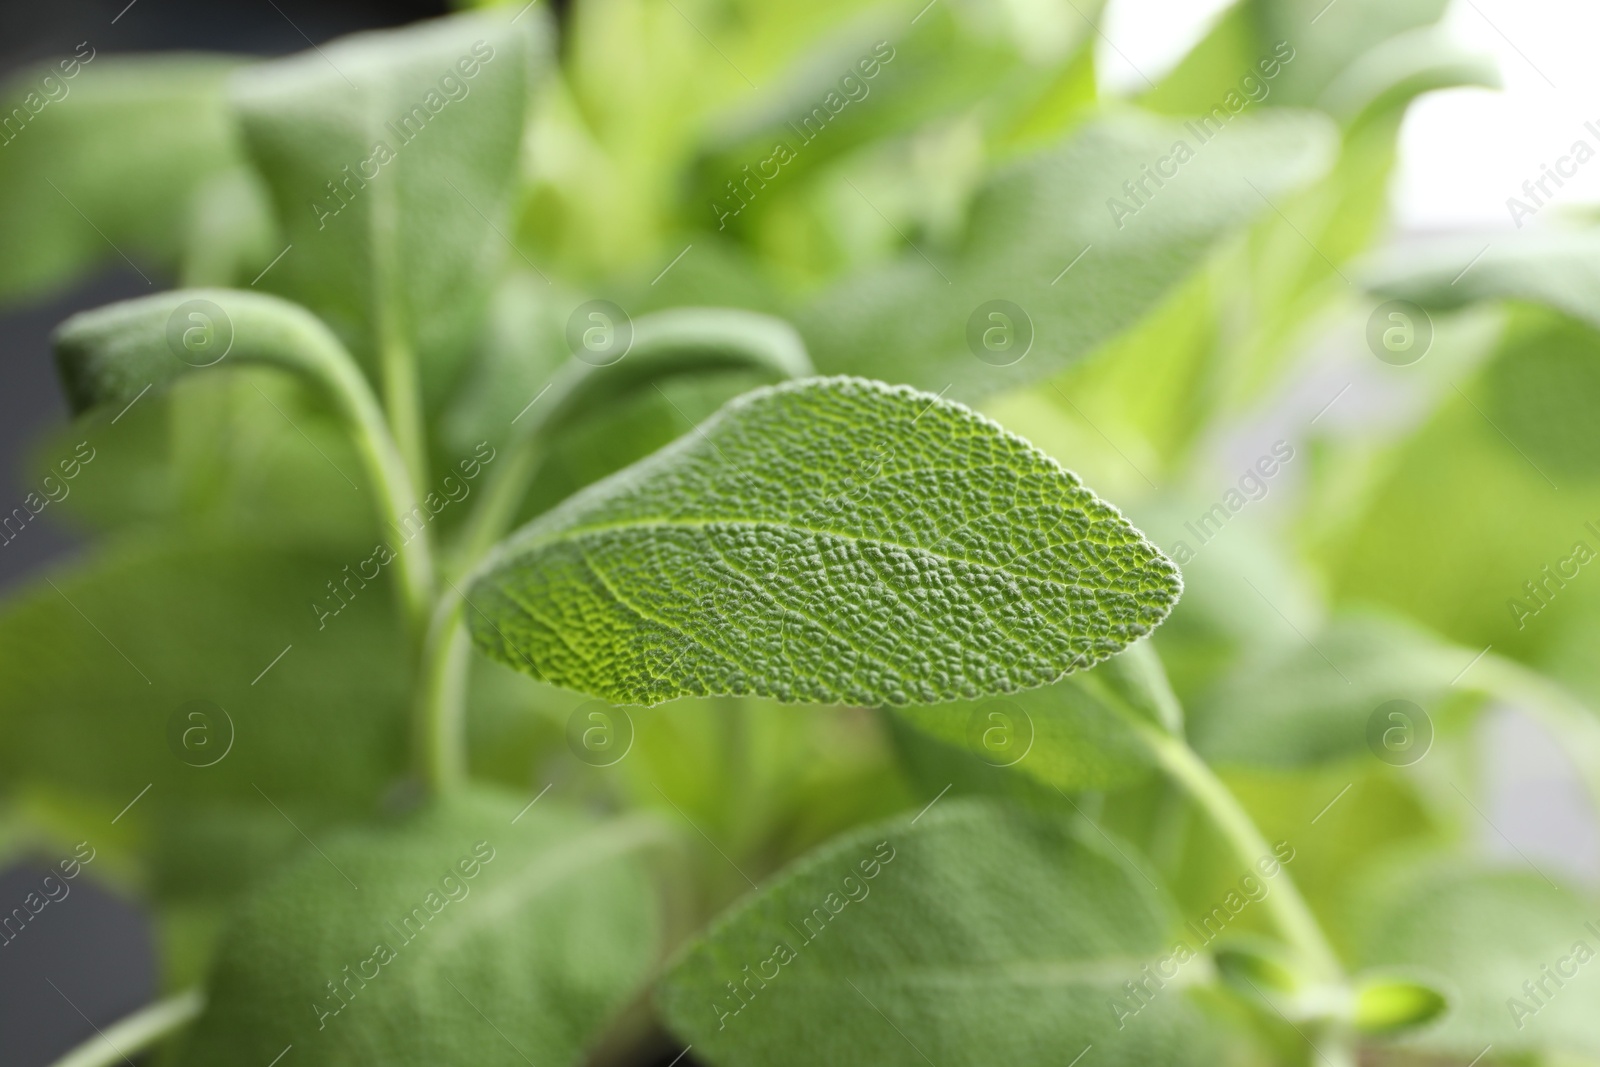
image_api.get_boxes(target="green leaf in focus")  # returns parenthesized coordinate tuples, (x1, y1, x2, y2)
(467, 376, 1181, 706)
(657, 799, 1230, 1067)
(175, 790, 663, 1067)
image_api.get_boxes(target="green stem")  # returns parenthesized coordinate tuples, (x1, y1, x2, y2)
(379, 332, 429, 497)
(310, 332, 435, 639)
(414, 592, 470, 792)
(1132, 721, 1344, 983)
(46, 990, 204, 1067)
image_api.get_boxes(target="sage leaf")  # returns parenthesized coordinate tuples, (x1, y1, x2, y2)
(891, 650, 1167, 796)
(54, 289, 378, 419)
(467, 377, 1181, 706)
(1355, 862, 1600, 1060)
(0, 55, 246, 303)
(1367, 230, 1600, 333)
(232, 11, 544, 404)
(175, 790, 663, 1067)
(801, 111, 1335, 402)
(1190, 612, 1469, 768)
(0, 538, 408, 812)
(656, 799, 1228, 1067)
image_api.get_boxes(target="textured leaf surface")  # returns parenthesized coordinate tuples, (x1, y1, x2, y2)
(800, 111, 1334, 402)
(232, 11, 541, 402)
(657, 800, 1226, 1067)
(176, 790, 661, 1067)
(467, 377, 1181, 706)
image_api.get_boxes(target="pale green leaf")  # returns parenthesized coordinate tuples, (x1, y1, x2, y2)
(174, 790, 663, 1067)
(800, 111, 1335, 401)
(0, 54, 246, 303)
(1355, 862, 1600, 1060)
(656, 799, 1229, 1067)
(1191, 612, 1471, 768)
(1367, 230, 1600, 334)
(891, 643, 1175, 796)
(467, 377, 1181, 706)
(232, 11, 544, 403)
(1351, 972, 1450, 1037)
(54, 288, 376, 419)
(0, 537, 407, 811)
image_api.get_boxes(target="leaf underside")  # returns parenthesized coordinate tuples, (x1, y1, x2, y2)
(466, 377, 1181, 707)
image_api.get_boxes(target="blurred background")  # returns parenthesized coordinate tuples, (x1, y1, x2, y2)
(2, 0, 1597, 1062)
(0, 6, 449, 1060)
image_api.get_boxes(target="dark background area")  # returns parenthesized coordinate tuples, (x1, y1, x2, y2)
(0, 3, 449, 1062)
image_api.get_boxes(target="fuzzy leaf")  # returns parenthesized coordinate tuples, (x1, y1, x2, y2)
(656, 800, 1226, 1067)
(801, 111, 1335, 402)
(232, 11, 543, 403)
(1355, 862, 1600, 1060)
(53, 288, 374, 417)
(0, 54, 247, 303)
(467, 377, 1181, 706)
(1367, 230, 1600, 332)
(175, 791, 662, 1067)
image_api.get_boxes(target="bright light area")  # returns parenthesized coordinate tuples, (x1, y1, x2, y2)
(1395, 0, 1600, 232)
(1097, 0, 1233, 94)
(1099, 0, 1600, 233)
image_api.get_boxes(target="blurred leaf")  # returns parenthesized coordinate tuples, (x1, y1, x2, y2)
(688, 0, 1103, 223)
(1148, 0, 1463, 118)
(54, 289, 381, 419)
(175, 790, 663, 1067)
(467, 377, 1181, 706)
(1319, 307, 1600, 661)
(1355, 862, 1600, 1060)
(891, 641, 1178, 796)
(657, 799, 1232, 1066)
(0, 536, 408, 811)
(36, 370, 377, 545)
(893, 672, 1157, 794)
(233, 11, 544, 406)
(0, 54, 247, 304)
(1368, 230, 1600, 333)
(1191, 611, 1470, 768)
(801, 110, 1335, 402)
